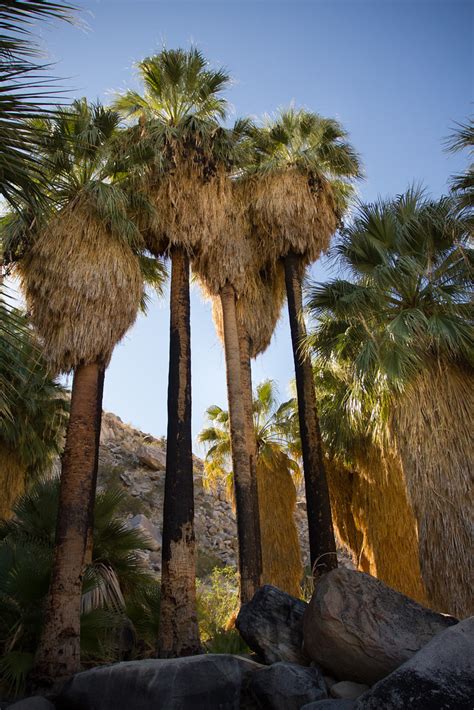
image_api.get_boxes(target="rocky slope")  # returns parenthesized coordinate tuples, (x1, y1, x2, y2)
(98, 412, 352, 577)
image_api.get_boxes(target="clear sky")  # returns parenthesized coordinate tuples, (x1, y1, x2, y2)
(39, 0, 472, 449)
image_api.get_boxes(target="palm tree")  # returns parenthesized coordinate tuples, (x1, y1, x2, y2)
(199, 380, 303, 596)
(11, 99, 146, 688)
(306, 188, 473, 617)
(0, 308, 68, 519)
(114, 48, 231, 655)
(244, 108, 361, 574)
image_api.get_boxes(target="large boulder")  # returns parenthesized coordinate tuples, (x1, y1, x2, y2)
(126, 514, 162, 550)
(137, 445, 166, 471)
(236, 585, 308, 665)
(303, 568, 457, 684)
(302, 701, 356, 709)
(245, 662, 327, 709)
(353, 616, 474, 709)
(56, 654, 262, 710)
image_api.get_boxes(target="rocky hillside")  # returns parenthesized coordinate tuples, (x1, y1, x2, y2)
(98, 412, 351, 577)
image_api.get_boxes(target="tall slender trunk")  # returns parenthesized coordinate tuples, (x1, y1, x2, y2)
(284, 252, 337, 575)
(84, 367, 105, 568)
(157, 248, 200, 658)
(237, 322, 263, 582)
(31, 361, 104, 691)
(221, 284, 262, 603)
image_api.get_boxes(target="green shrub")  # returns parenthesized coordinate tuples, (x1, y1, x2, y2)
(197, 566, 248, 654)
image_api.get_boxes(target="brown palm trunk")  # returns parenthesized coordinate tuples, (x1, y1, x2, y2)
(237, 322, 263, 581)
(157, 248, 200, 658)
(221, 284, 262, 603)
(284, 252, 337, 575)
(31, 361, 104, 691)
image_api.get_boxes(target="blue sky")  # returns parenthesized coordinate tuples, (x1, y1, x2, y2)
(41, 0, 472, 448)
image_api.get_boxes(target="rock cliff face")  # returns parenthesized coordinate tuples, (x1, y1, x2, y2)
(98, 411, 349, 577)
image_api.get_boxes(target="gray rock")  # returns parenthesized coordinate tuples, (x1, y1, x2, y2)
(236, 585, 308, 665)
(246, 662, 327, 709)
(8, 698, 55, 710)
(330, 682, 370, 700)
(353, 616, 474, 709)
(126, 514, 162, 550)
(137, 445, 166, 471)
(302, 701, 356, 709)
(303, 568, 457, 684)
(57, 654, 262, 710)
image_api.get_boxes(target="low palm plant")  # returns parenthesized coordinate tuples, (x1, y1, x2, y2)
(199, 380, 304, 595)
(0, 478, 157, 697)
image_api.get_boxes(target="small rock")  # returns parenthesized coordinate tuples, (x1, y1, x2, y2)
(323, 676, 337, 690)
(137, 445, 166, 471)
(8, 698, 56, 710)
(354, 617, 474, 709)
(303, 568, 457, 684)
(236, 585, 308, 665)
(330, 681, 370, 700)
(246, 662, 327, 710)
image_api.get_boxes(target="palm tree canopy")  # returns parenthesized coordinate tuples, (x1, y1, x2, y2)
(242, 107, 362, 267)
(114, 48, 229, 126)
(446, 118, 473, 226)
(305, 188, 473, 452)
(8, 98, 149, 373)
(0, 0, 76, 211)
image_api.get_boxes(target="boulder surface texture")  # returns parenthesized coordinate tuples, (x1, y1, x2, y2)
(245, 661, 327, 710)
(236, 584, 308, 665)
(303, 568, 457, 684)
(57, 654, 262, 710)
(353, 616, 474, 709)
(7, 699, 56, 710)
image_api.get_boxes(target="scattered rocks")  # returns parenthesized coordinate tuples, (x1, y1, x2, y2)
(354, 616, 474, 709)
(245, 662, 327, 709)
(236, 585, 308, 665)
(330, 681, 370, 700)
(7, 699, 56, 710)
(303, 568, 457, 684)
(57, 654, 263, 710)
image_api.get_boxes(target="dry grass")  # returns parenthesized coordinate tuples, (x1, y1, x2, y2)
(19, 202, 143, 374)
(390, 361, 474, 618)
(257, 455, 303, 596)
(326, 451, 429, 606)
(243, 170, 338, 267)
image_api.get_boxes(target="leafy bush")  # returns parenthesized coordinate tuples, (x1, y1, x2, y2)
(197, 567, 248, 654)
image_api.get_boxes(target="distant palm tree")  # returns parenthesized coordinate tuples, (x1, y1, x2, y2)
(0, 309, 68, 519)
(306, 188, 473, 617)
(244, 108, 361, 574)
(199, 380, 303, 596)
(13, 99, 148, 688)
(115, 48, 230, 656)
